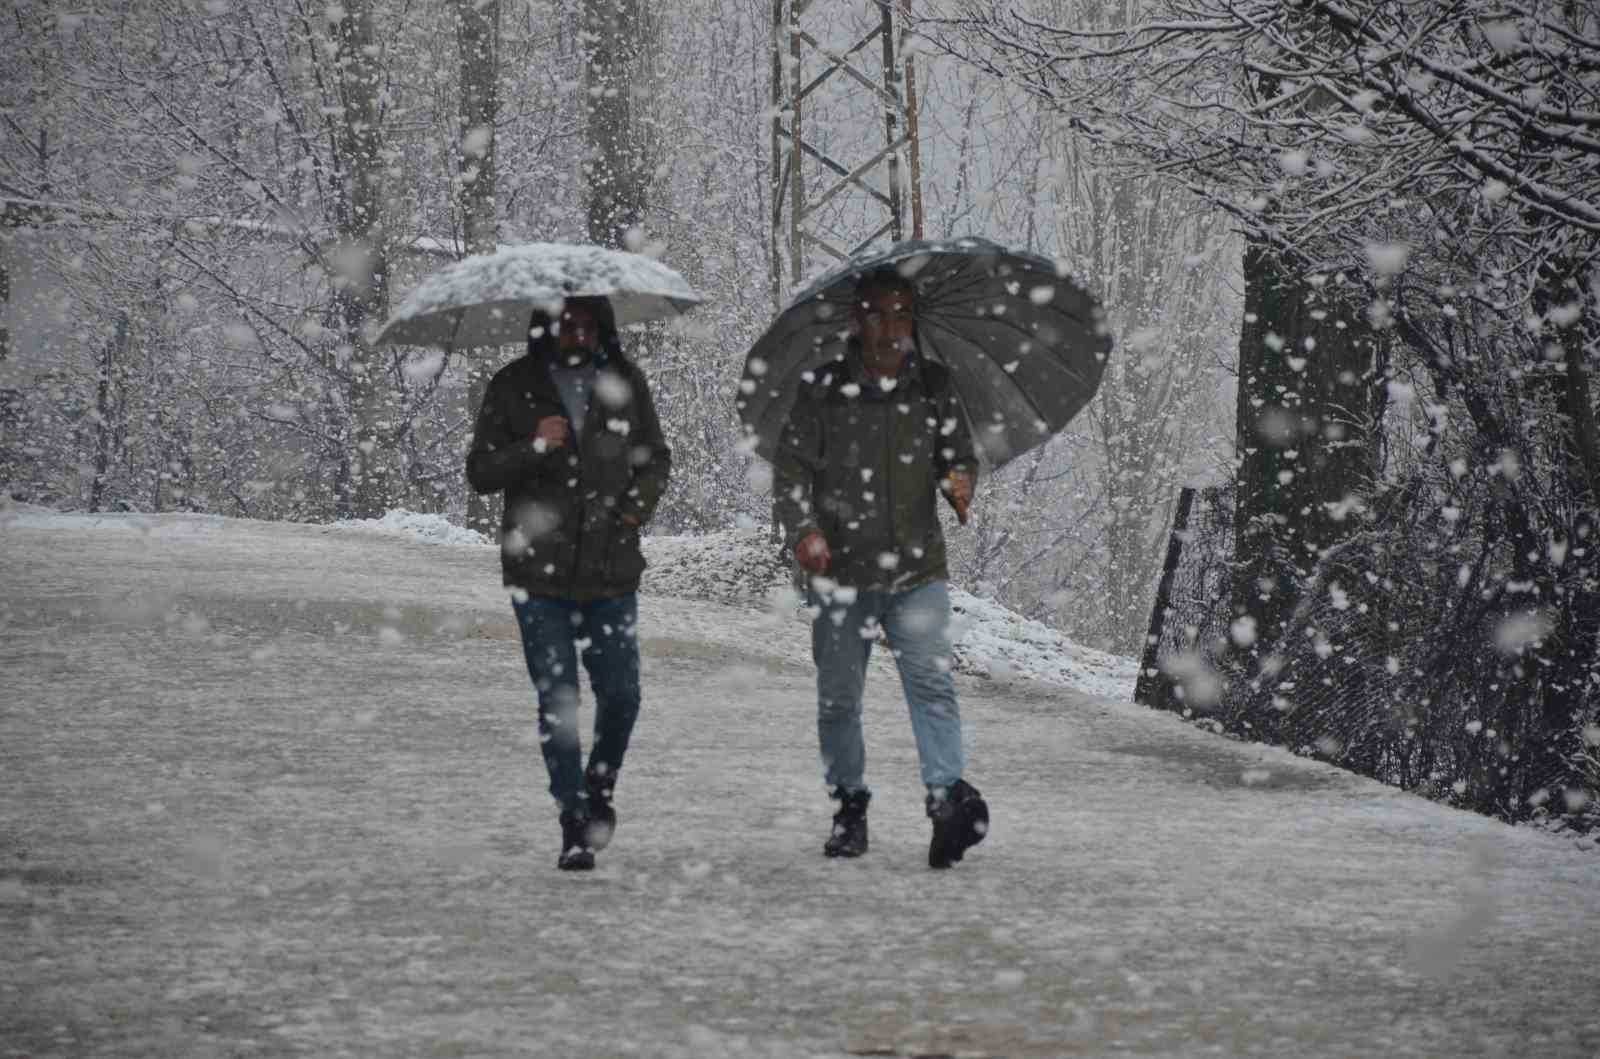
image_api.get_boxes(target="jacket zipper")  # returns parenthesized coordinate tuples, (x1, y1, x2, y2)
(882, 398, 895, 566)
(567, 393, 592, 596)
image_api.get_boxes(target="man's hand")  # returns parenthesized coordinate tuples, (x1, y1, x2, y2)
(943, 470, 973, 525)
(795, 530, 830, 575)
(618, 512, 640, 527)
(533, 415, 569, 450)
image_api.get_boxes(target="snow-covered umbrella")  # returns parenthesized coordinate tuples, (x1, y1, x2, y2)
(376, 242, 705, 348)
(737, 237, 1112, 470)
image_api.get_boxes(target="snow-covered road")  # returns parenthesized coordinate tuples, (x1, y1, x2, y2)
(3, 513, 1597, 1058)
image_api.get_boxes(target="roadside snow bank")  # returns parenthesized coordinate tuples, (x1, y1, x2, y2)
(332, 509, 492, 547)
(323, 515, 1138, 702)
(643, 526, 1137, 702)
(947, 589, 1137, 703)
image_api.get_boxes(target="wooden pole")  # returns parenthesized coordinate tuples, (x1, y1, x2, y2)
(770, 0, 785, 310)
(899, 0, 923, 238)
(879, 0, 902, 242)
(788, 7, 805, 286)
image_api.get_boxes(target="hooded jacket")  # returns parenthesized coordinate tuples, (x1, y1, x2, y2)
(466, 297, 671, 599)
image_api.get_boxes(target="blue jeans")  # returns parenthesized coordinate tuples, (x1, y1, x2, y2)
(512, 593, 642, 813)
(809, 578, 964, 794)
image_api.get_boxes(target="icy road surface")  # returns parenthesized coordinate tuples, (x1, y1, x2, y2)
(3, 512, 1597, 1058)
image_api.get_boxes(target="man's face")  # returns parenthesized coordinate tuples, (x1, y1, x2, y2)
(855, 283, 916, 376)
(557, 302, 599, 355)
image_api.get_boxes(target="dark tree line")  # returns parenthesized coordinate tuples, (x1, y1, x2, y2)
(929, 0, 1599, 826)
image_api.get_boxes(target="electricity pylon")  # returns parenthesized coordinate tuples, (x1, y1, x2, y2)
(769, 0, 925, 306)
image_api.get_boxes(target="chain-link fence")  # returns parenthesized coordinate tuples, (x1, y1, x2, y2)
(1134, 484, 1234, 715)
(1135, 479, 1599, 830)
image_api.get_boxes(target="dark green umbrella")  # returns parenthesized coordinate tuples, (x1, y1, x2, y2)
(737, 237, 1112, 469)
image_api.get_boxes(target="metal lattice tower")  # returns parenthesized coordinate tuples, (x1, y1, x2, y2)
(769, 0, 924, 304)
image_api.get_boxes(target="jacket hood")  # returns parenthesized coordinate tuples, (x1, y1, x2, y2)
(527, 295, 624, 369)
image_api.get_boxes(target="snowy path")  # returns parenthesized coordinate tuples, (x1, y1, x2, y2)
(2, 513, 1597, 1058)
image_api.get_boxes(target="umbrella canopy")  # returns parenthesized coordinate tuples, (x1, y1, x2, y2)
(737, 237, 1112, 470)
(376, 242, 704, 348)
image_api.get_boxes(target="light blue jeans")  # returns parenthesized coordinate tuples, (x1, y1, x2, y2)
(809, 578, 964, 794)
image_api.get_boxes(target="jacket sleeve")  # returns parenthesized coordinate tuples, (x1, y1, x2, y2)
(618, 366, 672, 525)
(770, 388, 823, 548)
(465, 376, 558, 495)
(933, 376, 980, 491)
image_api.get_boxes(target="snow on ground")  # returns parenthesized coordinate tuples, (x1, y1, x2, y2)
(4, 511, 1599, 1058)
(944, 590, 1137, 703)
(333, 509, 493, 548)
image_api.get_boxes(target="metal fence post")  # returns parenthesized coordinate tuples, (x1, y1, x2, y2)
(1134, 486, 1197, 707)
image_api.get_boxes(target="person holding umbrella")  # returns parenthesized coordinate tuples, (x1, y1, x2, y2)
(380, 241, 699, 872)
(466, 294, 671, 871)
(745, 237, 1111, 869)
(771, 267, 990, 869)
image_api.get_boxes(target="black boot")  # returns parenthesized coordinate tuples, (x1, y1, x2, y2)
(584, 763, 617, 852)
(927, 779, 988, 869)
(823, 787, 871, 858)
(558, 808, 595, 871)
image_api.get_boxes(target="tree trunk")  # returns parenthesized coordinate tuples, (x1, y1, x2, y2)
(1232, 235, 1292, 657)
(583, 0, 648, 249)
(1231, 236, 1381, 691)
(331, 0, 393, 520)
(1096, 175, 1160, 652)
(1077, 166, 1211, 654)
(457, 0, 502, 538)
(90, 312, 130, 513)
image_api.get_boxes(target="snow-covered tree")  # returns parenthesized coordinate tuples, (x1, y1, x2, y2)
(930, 0, 1600, 823)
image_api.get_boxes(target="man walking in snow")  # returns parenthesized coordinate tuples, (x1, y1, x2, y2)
(467, 296, 671, 871)
(771, 268, 989, 869)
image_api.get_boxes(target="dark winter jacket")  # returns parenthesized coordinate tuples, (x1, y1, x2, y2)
(466, 300, 671, 600)
(771, 345, 978, 591)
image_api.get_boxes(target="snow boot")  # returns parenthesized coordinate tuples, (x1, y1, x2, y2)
(823, 787, 871, 858)
(927, 779, 988, 869)
(557, 808, 595, 871)
(584, 763, 617, 852)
